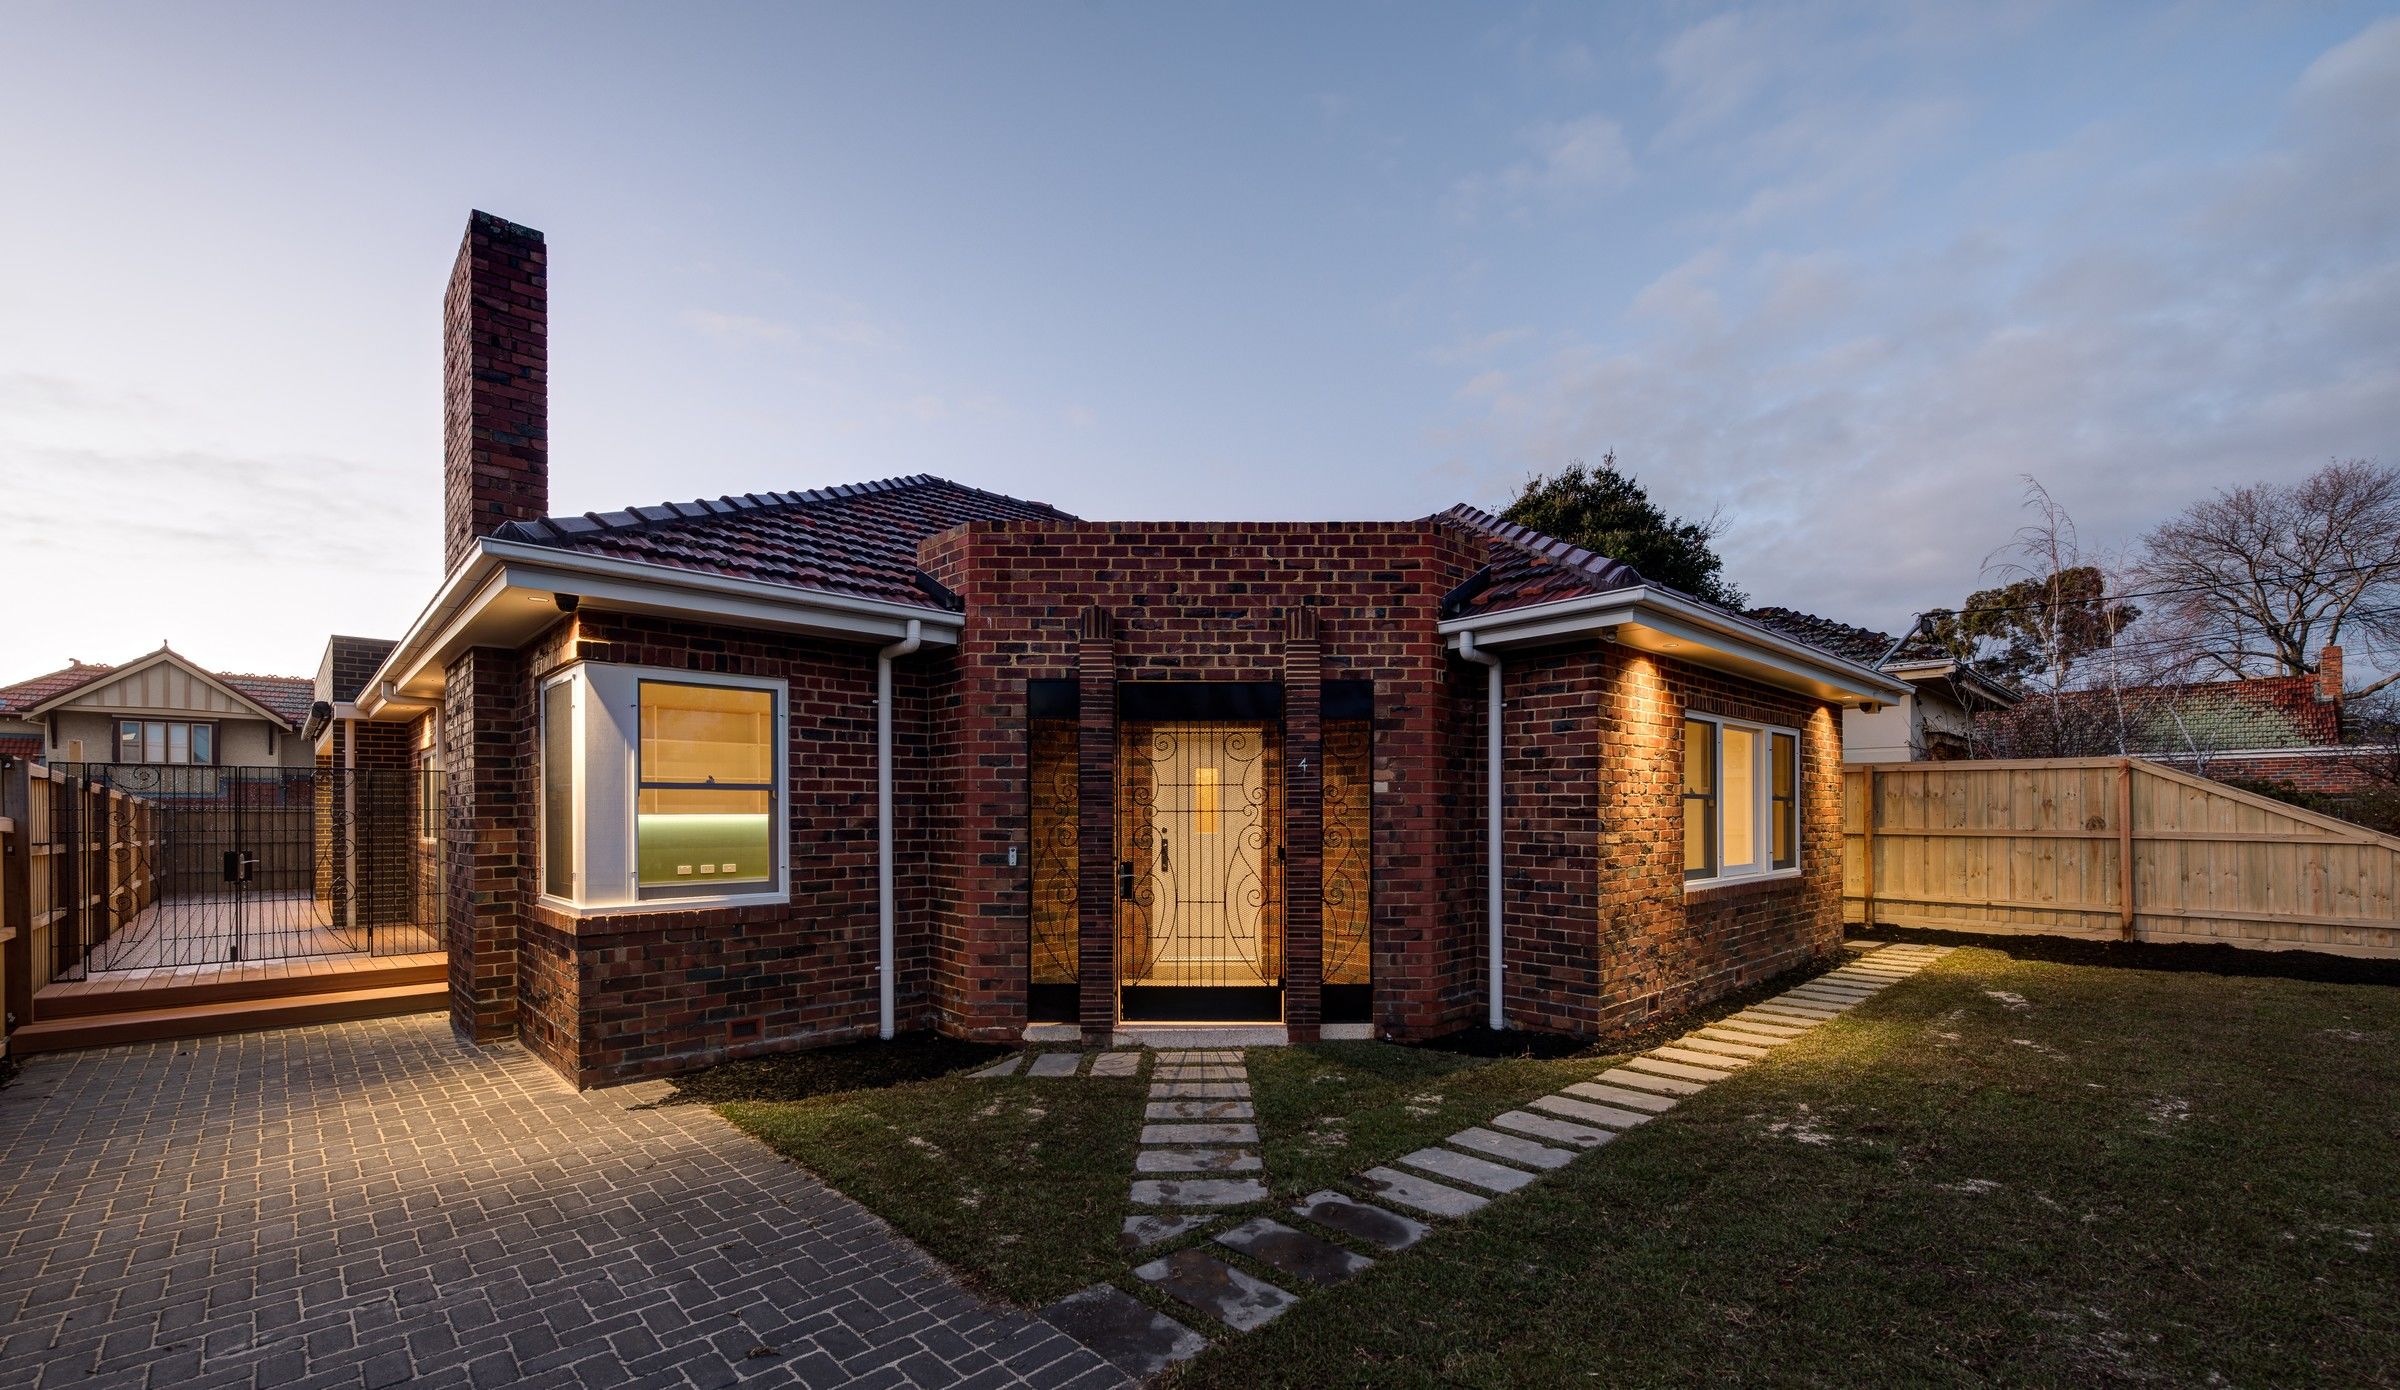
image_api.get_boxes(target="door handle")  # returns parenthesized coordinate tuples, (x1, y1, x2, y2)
(1118, 860, 1134, 901)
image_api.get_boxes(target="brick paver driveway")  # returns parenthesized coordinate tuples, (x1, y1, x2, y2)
(0, 1016, 1127, 1390)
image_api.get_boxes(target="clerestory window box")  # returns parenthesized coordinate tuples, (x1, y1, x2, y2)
(538, 663, 788, 915)
(1683, 712, 1800, 891)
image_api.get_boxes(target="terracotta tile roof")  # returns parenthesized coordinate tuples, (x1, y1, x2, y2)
(494, 474, 1075, 609)
(0, 660, 117, 716)
(219, 674, 317, 725)
(1983, 675, 2342, 754)
(0, 658, 313, 727)
(0, 733, 43, 763)
(1437, 504, 1645, 616)
(1745, 607, 1941, 666)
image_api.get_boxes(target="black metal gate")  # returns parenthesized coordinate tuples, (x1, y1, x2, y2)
(49, 763, 443, 976)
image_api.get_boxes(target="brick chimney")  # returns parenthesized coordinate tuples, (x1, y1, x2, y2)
(443, 211, 548, 574)
(2317, 644, 2344, 704)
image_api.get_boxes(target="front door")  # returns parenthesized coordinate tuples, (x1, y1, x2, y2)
(1117, 721, 1283, 1021)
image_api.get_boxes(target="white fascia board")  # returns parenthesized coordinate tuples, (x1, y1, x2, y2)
(1441, 586, 1911, 706)
(359, 539, 961, 719)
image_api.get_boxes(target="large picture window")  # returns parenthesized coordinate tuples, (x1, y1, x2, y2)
(636, 681, 775, 892)
(1684, 714, 1800, 886)
(537, 665, 786, 912)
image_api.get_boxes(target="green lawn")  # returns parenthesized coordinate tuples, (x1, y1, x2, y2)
(1172, 949, 2400, 1388)
(695, 949, 2400, 1385)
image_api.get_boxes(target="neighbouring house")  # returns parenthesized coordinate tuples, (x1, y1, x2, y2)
(1975, 646, 2389, 794)
(1746, 607, 2020, 763)
(328, 211, 1908, 1088)
(0, 645, 315, 769)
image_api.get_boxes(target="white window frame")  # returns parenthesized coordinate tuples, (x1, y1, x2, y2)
(1684, 712, 1801, 891)
(537, 663, 789, 916)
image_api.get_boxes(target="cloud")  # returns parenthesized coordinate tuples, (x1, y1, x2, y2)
(1449, 113, 1634, 220)
(1430, 15, 2400, 639)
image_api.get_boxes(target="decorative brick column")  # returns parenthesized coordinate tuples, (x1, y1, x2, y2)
(443, 645, 526, 1043)
(1282, 608, 1324, 1040)
(1073, 606, 1118, 1042)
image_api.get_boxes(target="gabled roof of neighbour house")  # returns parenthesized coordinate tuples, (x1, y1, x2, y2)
(0, 651, 315, 728)
(0, 732, 44, 762)
(491, 474, 1077, 610)
(1436, 504, 1647, 616)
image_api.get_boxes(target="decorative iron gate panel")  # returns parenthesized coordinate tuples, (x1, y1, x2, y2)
(1116, 722, 1283, 1019)
(47, 764, 443, 975)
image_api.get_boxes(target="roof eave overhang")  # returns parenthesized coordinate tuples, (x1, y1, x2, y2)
(1440, 586, 1912, 708)
(1882, 657, 2024, 709)
(357, 538, 963, 719)
(21, 647, 300, 729)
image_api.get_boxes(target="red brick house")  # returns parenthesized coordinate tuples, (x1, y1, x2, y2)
(340, 212, 1906, 1087)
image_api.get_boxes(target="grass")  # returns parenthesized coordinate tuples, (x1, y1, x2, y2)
(702, 1045, 1148, 1306)
(1167, 947, 2400, 1388)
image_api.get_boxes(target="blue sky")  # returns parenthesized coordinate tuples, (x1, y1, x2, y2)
(2, 1, 2395, 679)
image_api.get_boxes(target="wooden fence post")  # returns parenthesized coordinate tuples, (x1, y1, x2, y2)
(2116, 757, 2136, 941)
(2, 760, 32, 1038)
(1860, 764, 1878, 930)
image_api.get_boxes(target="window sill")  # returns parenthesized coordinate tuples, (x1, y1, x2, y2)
(536, 888, 789, 919)
(1684, 868, 1803, 897)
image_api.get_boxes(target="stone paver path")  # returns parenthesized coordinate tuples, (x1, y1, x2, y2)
(1045, 944, 1955, 1379)
(0, 1016, 1125, 1390)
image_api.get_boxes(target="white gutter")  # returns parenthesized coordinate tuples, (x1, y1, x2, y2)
(1457, 631, 1505, 1031)
(360, 537, 963, 718)
(875, 618, 924, 1040)
(1441, 584, 1911, 706)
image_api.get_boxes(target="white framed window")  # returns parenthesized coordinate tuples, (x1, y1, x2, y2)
(1684, 714, 1799, 887)
(539, 664, 787, 913)
(115, 719, 215, 765)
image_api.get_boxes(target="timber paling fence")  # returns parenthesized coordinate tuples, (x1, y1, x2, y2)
(1843, 757, 2400, 959)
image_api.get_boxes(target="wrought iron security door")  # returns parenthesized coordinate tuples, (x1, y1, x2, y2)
(1117, 722, 1283, 1019)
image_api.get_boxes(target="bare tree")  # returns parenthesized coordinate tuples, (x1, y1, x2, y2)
(2133, 459, 2400, 697)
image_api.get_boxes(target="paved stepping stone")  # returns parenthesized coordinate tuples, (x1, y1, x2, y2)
(1820, 972, 1894, 986)
(1135, 1247, 1297, 1331)
(1026, 1052, 1084, 1078)
(1650, 1045, 1746, 1070)
(1152, 1082, 1251, 1098)
(1788, 987, 1873, 1004)
(1089, 1052, 1143, 1076)
(1215, 1217, 1373, 1287)
(1137, 1148, 1263, 1174)
(1709, 1018, 1806, 1040)
(1043, 1283, 1209, 1377)
(1131, 1177, 1267, 1208)
(1155, 1065, 1241, 1080)
(1121, 1213, 1216, 1250)
(1446, 1125, 1575, 1170)
(1147, 1100, 1255, 1121)
(1399, 1146, 1538, 1194)
(1628, 1056, 1736, 1083)
(1729, 1011, 1818, 1032)
(1292, 1190, 1432, 1250)
(1689, 1027, 1783, 1048)
(1531, 1094, 1654, 1129)
(1160, 1050, 1241, 1062)
(1359, 1165, 1489, 1217)
(1678, 1034, 1774, 1059)
(1490, 1108, 1618, 1150)
(971, 1055, 1024, 1078)
(1596, 1066, 1708, 1096)
(1748, 1002, 1841, 1021)
(1142, 1122, 1258, 1145)
(1564, 1081, 1677, 1113)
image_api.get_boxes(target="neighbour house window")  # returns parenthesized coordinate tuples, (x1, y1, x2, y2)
(537, 665, 786, 912)
(116, 719, 214, 765)
(1684, 714, 1800, 885)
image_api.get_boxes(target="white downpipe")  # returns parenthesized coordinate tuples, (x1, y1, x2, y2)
(875, 620, 924, 1040)
(1457, 633, 1504, 1030)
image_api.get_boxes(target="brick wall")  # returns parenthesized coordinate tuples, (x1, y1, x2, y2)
(922, 519, 1490, 1042)
(503, 610, 934, 1087)
(443, 212, 547, 576)
(442, 645, 526, 1043)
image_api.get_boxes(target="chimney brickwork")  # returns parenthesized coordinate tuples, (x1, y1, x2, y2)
(443, 210, 548, 575)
